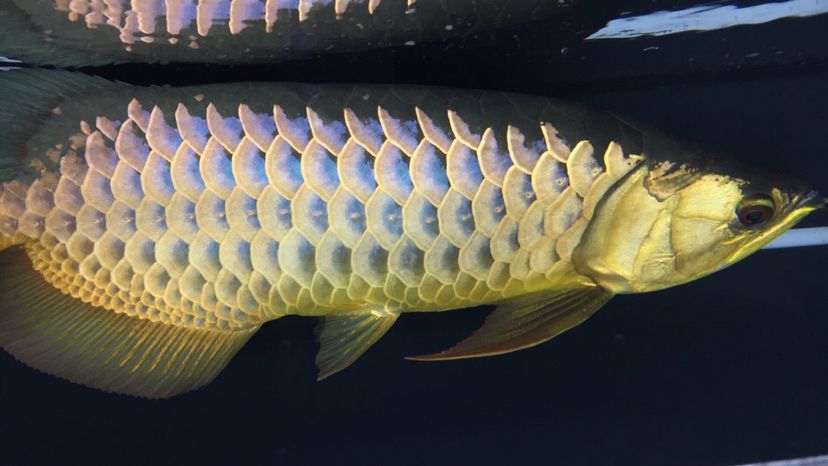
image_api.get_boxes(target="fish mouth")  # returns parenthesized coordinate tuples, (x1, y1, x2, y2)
(796, 190, 825, 211)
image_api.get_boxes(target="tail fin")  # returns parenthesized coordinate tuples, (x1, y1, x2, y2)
(0, 68, 118, 251)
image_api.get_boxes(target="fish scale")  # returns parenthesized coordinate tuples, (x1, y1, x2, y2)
(0, 85, 642, 333)
(0, 71, 820, 397)
(0, 0, 575, 65)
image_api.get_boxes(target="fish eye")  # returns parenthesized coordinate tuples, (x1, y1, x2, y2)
(736, 193, 775, 228)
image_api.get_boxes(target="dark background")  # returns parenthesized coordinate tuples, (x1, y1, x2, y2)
(1, 1, 826, 465)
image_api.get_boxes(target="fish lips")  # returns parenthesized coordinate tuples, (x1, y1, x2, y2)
(798, 190, 825, 211)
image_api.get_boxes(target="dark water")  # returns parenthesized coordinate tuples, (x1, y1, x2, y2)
(1, 1, 827, 465)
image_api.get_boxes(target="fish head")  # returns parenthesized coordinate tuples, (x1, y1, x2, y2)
(573, 135, 823, 294)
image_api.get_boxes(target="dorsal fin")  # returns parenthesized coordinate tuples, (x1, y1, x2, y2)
(0, 247, 258, 398)
(0, 68, 120, 181)
(407, 287, 612, 361)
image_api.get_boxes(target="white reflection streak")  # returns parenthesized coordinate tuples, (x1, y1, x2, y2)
(764, 227, 828, 249)
(731, 454, 828, 466)
(587, 0, 828, 40)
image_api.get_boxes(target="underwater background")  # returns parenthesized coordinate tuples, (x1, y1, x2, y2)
(0, 1, 826, 464)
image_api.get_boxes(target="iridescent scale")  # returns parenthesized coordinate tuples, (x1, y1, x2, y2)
(0, 93, 642, 331)
(58, 0, 419, 44)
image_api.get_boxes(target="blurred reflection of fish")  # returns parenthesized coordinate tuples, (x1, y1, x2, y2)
(0, 69, 821, 398)
(0, 0, 576, 65)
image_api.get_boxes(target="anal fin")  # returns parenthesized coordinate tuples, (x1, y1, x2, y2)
(408, 287, 612, 361)
(315, 310, 398, 380)
(0, 247, 258, 398)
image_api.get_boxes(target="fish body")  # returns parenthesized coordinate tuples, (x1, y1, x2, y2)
(0, 70, 820, 397)
(0, 0, 574, 65)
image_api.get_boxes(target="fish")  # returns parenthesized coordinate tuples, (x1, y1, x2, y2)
(0, 69, 821, 398)
(0, 0, 575, 66)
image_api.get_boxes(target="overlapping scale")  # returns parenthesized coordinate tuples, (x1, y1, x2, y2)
(85, 131, 118, 177)
(194, 190, 228, 242)
(343, 108, 383, 156)
(218, 231, 253, 283)
(207, 104, 243, 153)
(566, 141, 603, 197)
(502, 166, 535, 221)
(292, 186, 329, 244)
(265, 136, 303, 198)
(374, 142, 412, 205)
(446, 140, 483, 200)
(517, 202, 545, 250)
(250, 230, 281, 284)
(95, 117, 121, 142)
(307, 107, 348, 155)
(81, 169, 114, 212)
(170, 143, 205, 202)
(300, 141, 339, 201)
(141, 152, 175, 205)
(424, 235, 460, 285)
(477, 128, 512, 187)
(471, 180, 505, 238)
(438, 189, 474, 248)
(273, 105, 311, 153)
(45, 209, 76, 242)
(402, 192, 438, 250)
(231, 138, 268, 198)
(105, 200, 137, 242)
(200, 139, 236, 199)
(277, 229, 315, 288)
(531, 151, 569, 206)
(62, 0, 411, 44)
(166, 193, 197, 242)
(327, 187, 366, 248)
(410, 140, 448, 206)
(459, 231, 493, 281)
(388, 236, 425, 288)
(76, 204, 106, 240)
(447, 110, 482, 150)
(257, 186, 293, 241)
(507, 125, 544, 174)
(7, 90, 640, 330)
(315, 232, 352, 289)
(110, 162, 144, 208)
(415, 107, 453, 154)
(365, 190, 403, 250)
(175, 103, 209, 154)
(147, 107, 182, 161)
(115, 119, 151, 171)
(378, 106, 421, 156)
(226, 188, 260, 242)
(351, 232, 387, 288)
(189, 231, 221, 281)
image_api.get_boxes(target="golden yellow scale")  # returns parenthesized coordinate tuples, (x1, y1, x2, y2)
(0, 70, 821, 398)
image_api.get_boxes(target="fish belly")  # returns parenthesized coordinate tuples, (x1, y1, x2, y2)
(0, 81, 642, 331)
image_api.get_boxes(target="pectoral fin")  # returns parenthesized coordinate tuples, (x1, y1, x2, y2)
(0, 247, 257, 398)
(315, 310, 398, 380)
(407, 287, 612, 361)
